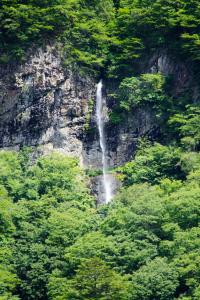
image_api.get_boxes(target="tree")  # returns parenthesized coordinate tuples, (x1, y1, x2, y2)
(4, 152, 96, 300)
(118, 74, 166, 111)
(0, 187, 19, 299)
(169, 105, 200, 151)
(117, 143, 184, 186)
(48, 258, 131, 300)
(131, 258, 179, 300)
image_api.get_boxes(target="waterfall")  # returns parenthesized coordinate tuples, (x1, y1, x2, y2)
(96, 80, 112, 203)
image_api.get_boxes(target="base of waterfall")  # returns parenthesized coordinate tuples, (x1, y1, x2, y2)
(91, 174, 121, 205)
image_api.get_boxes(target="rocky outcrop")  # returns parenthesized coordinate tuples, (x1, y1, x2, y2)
(0, 46, 196, 170)
(0, 44, 95, 162)
(1, 45, 197, 202)
(83, 106, 158, 168)
(139, 51, 199, 99)
(0, 44, 158, 169)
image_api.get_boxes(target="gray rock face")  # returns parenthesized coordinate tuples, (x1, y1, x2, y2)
(0, 45, 196, 169)
(0, 45, 95, 161)
(140, 51, 199, 99)
(0, 45, 196, 202)
(0, 44, 157, 169)
(83, 106, 158, 168)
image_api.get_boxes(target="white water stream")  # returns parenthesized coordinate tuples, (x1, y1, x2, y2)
(96, 80, 112, 203)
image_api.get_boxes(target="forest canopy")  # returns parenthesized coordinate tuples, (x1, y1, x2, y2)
(0, 145, 200, 299)
(1, 0, 200, 75)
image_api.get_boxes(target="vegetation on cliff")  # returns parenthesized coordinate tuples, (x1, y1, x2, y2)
(2, 0, 200, 74)
(1, 0, 200, 299)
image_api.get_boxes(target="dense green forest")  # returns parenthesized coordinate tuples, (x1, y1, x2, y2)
(1, 143, 200, 299)
(1, 0, 200, 299)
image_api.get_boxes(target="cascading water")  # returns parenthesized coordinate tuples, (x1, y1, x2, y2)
(96, 80, 112, 203)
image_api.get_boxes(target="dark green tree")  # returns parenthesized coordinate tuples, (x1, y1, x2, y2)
(48, 258, 131, 300)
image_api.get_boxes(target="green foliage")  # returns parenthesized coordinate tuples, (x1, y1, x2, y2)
(181, 34, 200, 61)
(0, 0, 115, 75)
(2, 0, 200, 79)
(85, 168, 102, 177)
(0, 0, 69, 62)
(113, 177, 200, 299)
(116, 0, 200, 63)
(49, 258, 131, 300)
(1, 147, 200, 299)
(0, 187, 18, 299)
(169, 105, 200, 150)
(109, 110, 124, 124)
(165, 184, 200, 230)
(1, 1, 200, 299)
(0, 150, 95, 299)
(117, 142, 184, 186)
(60, 0, 115, 75)
(118, 73, 166, 111)
(180, 152, 200, 174)
(131, 258, 179, 300)
(109, 73, 173, 126)
(0, 150, 93, 205)
(0, 267, 19, 300)
(0, 188, 15, 235)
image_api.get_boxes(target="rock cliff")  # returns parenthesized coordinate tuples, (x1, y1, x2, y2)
(0, 45, 196, 170)
(0, 44, 95, 163)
